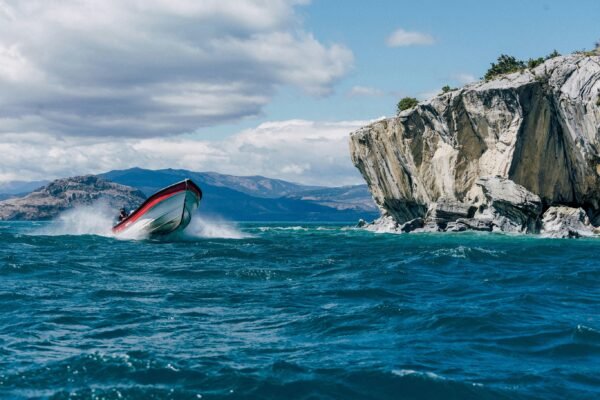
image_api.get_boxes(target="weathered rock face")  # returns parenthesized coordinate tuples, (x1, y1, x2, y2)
(350, 54, 600, 235)
(541, 206, 595, 238)
(0, 176, 146, 220)
(476, 177, 542, 233)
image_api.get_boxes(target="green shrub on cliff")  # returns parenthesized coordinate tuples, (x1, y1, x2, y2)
(484, 55, 525, 80)
(397, 97, 419, 113)
(575, 41, 599, 56)
(441, 85, 457, 93)
(485, 51, 562, 81)
(527, 57, 545, 69)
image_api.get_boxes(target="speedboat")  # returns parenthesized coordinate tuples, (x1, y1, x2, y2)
(112, 179, 202, 237)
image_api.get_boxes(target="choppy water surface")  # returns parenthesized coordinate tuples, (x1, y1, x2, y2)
(1, 219, 599, 399)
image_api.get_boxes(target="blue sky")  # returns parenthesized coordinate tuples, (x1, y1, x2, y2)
(197, 0, 600, 139)
(0, 0, 598, 184)
(262, 0, 600, 122)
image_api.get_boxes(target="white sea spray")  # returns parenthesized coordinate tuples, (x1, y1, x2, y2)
(33, 201, 116, 237)
(183, 215, 251, 239)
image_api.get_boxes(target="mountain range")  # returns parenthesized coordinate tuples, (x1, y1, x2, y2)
(0, 168, 378, 222)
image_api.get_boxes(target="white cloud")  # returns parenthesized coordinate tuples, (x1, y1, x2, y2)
(348, 86, 385, 97)
(386, 28, 434, 47)
(0, 44, 44, 82)
(0, 120, 371, 186)
(0, 0, 353, 137)
(281, 163, 311, 175)
(0, 2, 365, 187)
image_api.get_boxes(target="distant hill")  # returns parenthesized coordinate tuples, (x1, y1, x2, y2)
(0, 168, 379, 222)
(0, 176, 145, 221)
(100, 167, 319, 198)
(284, 185, 378, 212)
(100, 168, 378, 221)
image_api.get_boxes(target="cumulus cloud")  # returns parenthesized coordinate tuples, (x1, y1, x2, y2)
(0, 120, 370, 186)
(0, 0, 353, 137)
(347, 85, 385, 97)
(386, 28, 434, 47)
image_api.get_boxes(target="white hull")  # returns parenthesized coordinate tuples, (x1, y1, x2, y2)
(113, 180, 201, 238)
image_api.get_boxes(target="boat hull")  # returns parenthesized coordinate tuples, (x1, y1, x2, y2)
(112, 179, 201, 237)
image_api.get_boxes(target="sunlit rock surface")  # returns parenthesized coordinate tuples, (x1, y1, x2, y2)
(350, 54, 600, 235)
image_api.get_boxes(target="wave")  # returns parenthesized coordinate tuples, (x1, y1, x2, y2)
(429, 245, 506, 259)
(574, 324, 600, 342)
(392, 369, 448, 381)
(258, 226, 308, 232)
(492, 325, 600, 360)
(0, 353, 514, 400)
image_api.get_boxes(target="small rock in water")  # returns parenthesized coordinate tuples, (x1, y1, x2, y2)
(541, 206, 595, 238)
(445, 222, 468, 232)
(399, 218, 424, 233)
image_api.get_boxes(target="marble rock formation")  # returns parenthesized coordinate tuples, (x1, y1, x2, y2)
(350, 54, 600, 235)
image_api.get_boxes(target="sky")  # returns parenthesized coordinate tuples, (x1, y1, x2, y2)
(0, 0, 598, 186)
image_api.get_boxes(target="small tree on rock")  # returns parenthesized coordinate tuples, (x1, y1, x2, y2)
(397, 97, 419, 114)
(484, 54, 525, 80)
(527, 57, 545, 69)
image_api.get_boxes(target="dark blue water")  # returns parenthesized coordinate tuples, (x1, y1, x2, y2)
(1, 220, 599, 399)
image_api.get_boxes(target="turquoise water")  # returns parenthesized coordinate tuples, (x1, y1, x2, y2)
(1, 219, 599, 399)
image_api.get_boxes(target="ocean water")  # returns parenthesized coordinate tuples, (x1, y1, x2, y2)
(1, 216, 599, 399)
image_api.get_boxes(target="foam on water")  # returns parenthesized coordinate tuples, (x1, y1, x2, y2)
(258, 226, 308, 232)
(29, 205, 248, 241)
(392, 369, 446, 380)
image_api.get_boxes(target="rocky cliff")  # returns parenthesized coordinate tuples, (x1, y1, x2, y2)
(350, 54, 600, 237)
(0, 176, 146, 221)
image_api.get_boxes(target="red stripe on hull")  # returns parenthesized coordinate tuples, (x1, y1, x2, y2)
(112, 179, 202, 234)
